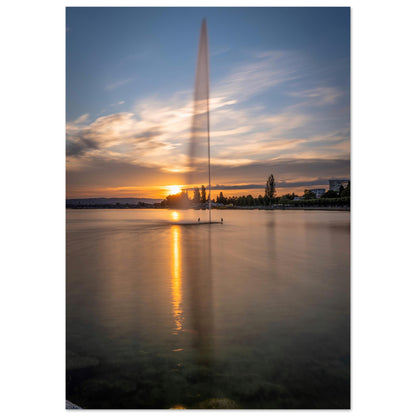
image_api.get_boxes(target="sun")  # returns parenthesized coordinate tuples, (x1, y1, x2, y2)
(167, 185, 182, 195)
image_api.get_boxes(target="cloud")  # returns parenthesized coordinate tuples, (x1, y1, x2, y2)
(67, 49, 349, 196)
(205, 178, 336, 191)
(66, 112, 167, 161)
(66, 136, 99, 157)
(208, 158, 350, 186)
(108, 101, 126, 108)
(211, 46, 230, 57)
(212, 50, 300, 103)
(105, 78, 133, 91)
(289, 86, 343, 105)
(73, 113, 89, 124)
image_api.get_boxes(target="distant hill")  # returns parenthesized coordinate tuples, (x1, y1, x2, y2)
(66, 198, 163, 206)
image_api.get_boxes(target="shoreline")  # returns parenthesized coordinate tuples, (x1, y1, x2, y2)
(66, 206, 350, 212)
(212, 206, 350, 211)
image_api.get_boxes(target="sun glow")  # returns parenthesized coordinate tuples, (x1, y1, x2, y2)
(166, 185, 182, 195)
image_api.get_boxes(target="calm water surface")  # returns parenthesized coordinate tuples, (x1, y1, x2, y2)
(66, 209, 350, 409)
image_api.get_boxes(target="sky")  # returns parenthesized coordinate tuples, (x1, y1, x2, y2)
(66, 7, 350, 199)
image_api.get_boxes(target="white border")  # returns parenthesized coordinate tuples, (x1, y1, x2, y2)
(2, 1, 416, 415)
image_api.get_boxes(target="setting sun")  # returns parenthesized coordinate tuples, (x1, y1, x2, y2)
(166, 185, 182, 195)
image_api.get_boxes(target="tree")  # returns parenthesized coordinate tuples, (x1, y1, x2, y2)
(246, 194, 254, 206)
(165, 191, 191, 208)
(216, 191, 227, 205)
(281, 192, 296, 201)
(201, 185, 207, 203)
(303, 189, 316, 200)
(219, 192, 226, 204)
(279, 195, 291, 205)
(265, 174, 276, 202)
(193, 187, 201, 204)
(322, 190, 338, 198)
(340, 181, 350, 197)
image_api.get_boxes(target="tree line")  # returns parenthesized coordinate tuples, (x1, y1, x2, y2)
(161, 174, 350, 208)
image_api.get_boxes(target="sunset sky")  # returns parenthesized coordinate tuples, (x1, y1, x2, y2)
(66, 7, 350, 199)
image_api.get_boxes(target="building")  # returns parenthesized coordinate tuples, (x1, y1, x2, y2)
(329, 179, 349, 192)
(309, 188, 326, 198)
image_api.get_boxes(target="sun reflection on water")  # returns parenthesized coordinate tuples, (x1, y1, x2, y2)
(171, 225, 183, 334)
(171, 211, 180, 221)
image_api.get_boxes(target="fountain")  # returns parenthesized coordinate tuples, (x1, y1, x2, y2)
(188, 19, 220, 225)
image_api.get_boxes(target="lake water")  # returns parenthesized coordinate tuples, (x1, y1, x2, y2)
(66, 209, 350, 409)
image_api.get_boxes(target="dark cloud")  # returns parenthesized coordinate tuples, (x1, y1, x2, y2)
(67, 128, 350, 197)
(66, 136, 99, 157)
(204, 178, 337, 191)
(211, 184, 264, 190)
(66, 113, 164, 158)
(186, 158, 350, 185)
(67, 159, 166, 188)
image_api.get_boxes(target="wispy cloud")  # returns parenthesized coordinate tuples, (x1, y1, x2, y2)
(213, 50, 300, 103)
(211, 46, 231, 57)
(105, 78, 133, 91)
(289, 86, 343, 105)
(71, 113, 89, 125)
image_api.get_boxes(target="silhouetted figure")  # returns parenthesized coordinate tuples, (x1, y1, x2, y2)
(198, 217, 200, 222)
(221, 218, 223, 223)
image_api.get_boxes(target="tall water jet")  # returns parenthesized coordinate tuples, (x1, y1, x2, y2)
(188, 19, 212, 223)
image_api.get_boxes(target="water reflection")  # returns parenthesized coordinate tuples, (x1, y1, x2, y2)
(184, 226, 214, 367)
(171, 226, 183, 334)
(171, 211, 180, 221)
(169, 224, 215, 367)
(266, 212, 277, 269)
(67, 209, 350, 409)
